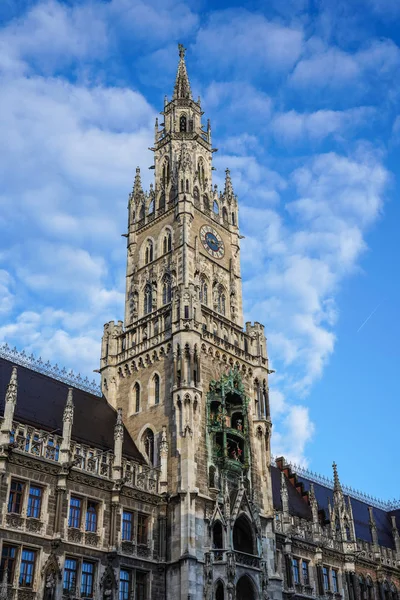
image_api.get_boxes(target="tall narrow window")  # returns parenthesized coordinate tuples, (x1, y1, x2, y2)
(85, 501, 98, 532)
(222, 207, 228, 223)
(332, 570, 339, 593)
(137, 514, 149, 545)
(19, 549, 36, 588)
(292, 558, 300, 584)
(154, 374, 160, 405)
(136, 571, 147, 600)
(27, 485, 42, 519)
(163, 231, 172, 254)
(122, 511, 133, 541)
(134, 383, 140, 413)
(142, 429, 154, 465)
(302, 561, 310, 585)
(81, 561, 94, 598)
(8, 480, 25, 514)
(203, 195, 210, 211)
(63, 558, 78, 595)
(68, 497, 82, 528)
(144, 284, 152, 315)
(323, 567, 330, 591)
(119, 569, 131, 600)
(180, 115, 187, 132)
(145, 240, 153, 264)
(0, 544, 17, 585)
(213, 200, 219, 214)
(162, 275, 172, 305)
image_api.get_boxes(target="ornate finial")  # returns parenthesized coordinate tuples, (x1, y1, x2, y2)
(132, 167, 144, 202)
(178, 43, 186, 58)
(224, 168, 234, 198)
(332, 462, 342, 492)
(5, 366, 17, 405)
(63, 388, 74, 422)
(173, 44, 192, 100)
(114, 408, 124, 441)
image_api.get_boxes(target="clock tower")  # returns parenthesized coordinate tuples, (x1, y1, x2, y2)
(100, 45, 278, 600)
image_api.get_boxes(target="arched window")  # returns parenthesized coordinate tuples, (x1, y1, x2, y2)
(162, 160, 170, 187)
(159, 192, 166, 210)
(359, 576, 366, 600)
(209, 466, 216, 488)
(222, 207, 228, 223)
(134, 382, 140, 413)
(366, 577, 374, 600)
(163, 230, 172, 254)
(203, 195, 210, 212)
(198, 160, 205, 187)
(186, 179, 189, 192)
(193, 187, 200, 207)
(148, 198, 155, 214)
(162, 275, 172, 305)
(212, 522, 223, 549)
(200, 277, 208, 305)
(144, 283, 152, 315)
(233, 515, 254, 554)
(215, 581, 224, 600)
(213, 200, 219, 214)
(217, 286, 226, 316)
(142, 428, 155, 465)
(232, 212, 236, 226)
(145, 240, 154, 264)
(180, 115, 187, 132)
(139, 204, 145, 220)
(153, 374, 160, 405)
(344, 520, 351, 541)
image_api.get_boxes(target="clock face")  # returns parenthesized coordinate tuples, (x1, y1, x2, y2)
(200, 225, 225, 259)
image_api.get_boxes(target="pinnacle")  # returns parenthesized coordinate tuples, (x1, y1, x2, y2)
(332, 461, 342, 493)
(5, 366, 18, 403)
(173, 43, 192, 100)
(224, 168, 234, 197)
(132, 166, 144, 200)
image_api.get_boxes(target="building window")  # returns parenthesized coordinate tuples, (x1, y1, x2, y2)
(137, 514, 149, 546)
(323, 567, 330, 591)
(119, 569, 131, 600)
(81, 561, 94, 597)
(145, 240, 153, 264)
(19, 549, 36, 588)
(200, 278, 208, 305)
(68, 496, 82, 529)
(217, 287, 226, 316)
(292, 558, 300, 584)
(302, 561, 310, 585)
(122, 511, 133, 541)
(0, 544, 17, 585)
(163, 231, 172, 253)
(162, 275, 172, 304)
(136, 571, 147, 600)
(332, 569, 339, 593)
(184, 305, 189, 319)
(366, 577, 374, 600)
(8, 480, 25, 514)
(154, 374, 160, 405)
(180, 115, 187, 132)
(142, 429, 154, 465)
(27, 485, 42, 519)
(86, 501, 98, 532)
(63, 558, 77, 594)
(134, 383, 140, 413)
(144, 283, 152, 315)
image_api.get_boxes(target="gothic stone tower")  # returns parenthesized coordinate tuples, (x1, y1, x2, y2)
(100, 45, 279, 600)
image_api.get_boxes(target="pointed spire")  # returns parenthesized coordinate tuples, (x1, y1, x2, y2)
(332, 462, 342, 493)
(224, 168, 234, 198)
(5, 366, 17, 405)
(173, 44, 192, 100)
(132, 167, 144, 201)
(63, 388, 74, 422)
(114, 407, 124, 441)
(60, 388, 74, 462)
(113, 408, 124, 478)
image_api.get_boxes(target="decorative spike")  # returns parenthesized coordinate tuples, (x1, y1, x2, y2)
(63, 388, 74, 423)
(132, 167, 144, 201)
(173, 44, 192, 100)
(5, 366, 17, 405)
(224, 168, 234, 198)
(114, 408, 124, 441)
(332, 461, 342, 493)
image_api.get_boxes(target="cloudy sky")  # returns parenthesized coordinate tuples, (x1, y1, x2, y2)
(1, 0, 399, 500)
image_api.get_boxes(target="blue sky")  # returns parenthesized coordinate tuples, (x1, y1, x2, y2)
(0, 0, 399, 500)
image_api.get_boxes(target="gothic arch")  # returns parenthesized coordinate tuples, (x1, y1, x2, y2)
(233, 513, 256, 555)
(138, 424, 157, 466)
(198, 158, 206, 188)
(142, 236, 156, 265)
(129, 381, 141, 415)
(147, 371, 162, 405)
(161, 226, 173, 254)
(199, 274, 209, 305)
(180, 113, 187, 132)
(236, 574, 257, 600)
(215, 579, 225, 600)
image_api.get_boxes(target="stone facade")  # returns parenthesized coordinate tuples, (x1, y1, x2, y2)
(1, 45, 399, 600)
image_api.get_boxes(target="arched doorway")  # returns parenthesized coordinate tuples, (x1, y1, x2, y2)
(236, 575, 256, 600)
(215, 580, 224, 600)
(233, 514, 255, 555)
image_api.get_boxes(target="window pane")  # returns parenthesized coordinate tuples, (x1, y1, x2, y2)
(332, 570, 339, 593)
(302, 561, 309, 585)
(27, 486, 42, 519)
(8, 480, 25, 514)
(119, 570, 131, 600)
(86, 502, 98, 532)
(81, 561, 94, 597)
(292, 558, 300, 584)
(122, 511, 133, 541)
(137, 514, 148, 545)
(63, 558, 77, 593)
(323, 567, 330, 591)
(68, 497, 82, 528)
(19, 549, 36, 587)
(136, 571, 147, 600)
(0, 544, 17, 584)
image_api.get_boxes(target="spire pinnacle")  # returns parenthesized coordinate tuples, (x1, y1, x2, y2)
(5, 366, 17, 405)
(173, 43, 192, 100)
(332, 462, 342, 493)
(132, 167, 144, 201)
(224, 168, 234, 198)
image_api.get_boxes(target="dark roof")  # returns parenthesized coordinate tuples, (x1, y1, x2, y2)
(271, 463, 396, 549)
(0, 356, 144, 463)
